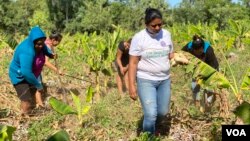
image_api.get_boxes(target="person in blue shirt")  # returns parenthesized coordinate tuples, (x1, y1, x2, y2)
(9, 26, 55, 115)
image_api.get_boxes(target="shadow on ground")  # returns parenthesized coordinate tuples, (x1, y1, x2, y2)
(136, 114, 172, 137)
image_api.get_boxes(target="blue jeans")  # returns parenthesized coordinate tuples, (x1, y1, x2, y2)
(137, 77, 171, 134)
(191, 80, 201, 101)
(191, 80, 214, 102)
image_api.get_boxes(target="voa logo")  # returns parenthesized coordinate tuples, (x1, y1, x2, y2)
(226, 129, 246, 136)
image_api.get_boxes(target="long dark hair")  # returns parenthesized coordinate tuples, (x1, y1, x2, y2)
(144, 8, 162, 25)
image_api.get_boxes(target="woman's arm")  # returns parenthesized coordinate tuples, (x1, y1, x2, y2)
(128, 55, 139, 100)
(44, 56, 58, 72)
(43, 45, 55, 58)
(116, 49, 125, 75)
(169, 52, 174, 60)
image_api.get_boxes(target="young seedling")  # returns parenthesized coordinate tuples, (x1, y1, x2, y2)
(49, 86, 93, 125)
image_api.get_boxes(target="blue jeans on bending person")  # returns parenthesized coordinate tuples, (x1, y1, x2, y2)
(191, 80, 214, 103)
(191, 80, 201, 101)
(137, 77, 171, 134)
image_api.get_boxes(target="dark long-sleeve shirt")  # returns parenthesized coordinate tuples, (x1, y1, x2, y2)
(182, 43, 219, 70)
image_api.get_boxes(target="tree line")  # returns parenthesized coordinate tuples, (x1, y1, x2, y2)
(0, 0, 249, 35)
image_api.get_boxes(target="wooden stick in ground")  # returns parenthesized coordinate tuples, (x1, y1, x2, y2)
(53, 51, 67, 103)
(64, 74, 93, 84)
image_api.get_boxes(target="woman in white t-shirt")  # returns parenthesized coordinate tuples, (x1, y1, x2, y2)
(128, 8, 174, 135)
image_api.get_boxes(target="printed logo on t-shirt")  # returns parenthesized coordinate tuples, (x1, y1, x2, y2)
(145, 50, 168, 58)
(160, 41, 167, 47)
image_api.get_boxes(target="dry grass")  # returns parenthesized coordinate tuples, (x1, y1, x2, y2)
(1, 45, 249, 140)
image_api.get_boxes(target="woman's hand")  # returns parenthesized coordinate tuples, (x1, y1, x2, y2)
(129, 85, 137, 101)
(121, 66, 129, 75)
(51, 53, 57, 59)
(128, 56, 140, 101)
(124, 66, 129, 72)
(120, 67, 125, 75)
(56, 69, 64, 76)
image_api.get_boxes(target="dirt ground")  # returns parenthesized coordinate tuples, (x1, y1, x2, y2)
(0, 47, 235, 141)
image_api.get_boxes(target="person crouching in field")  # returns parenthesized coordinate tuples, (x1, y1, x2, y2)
(35, 31, 63, 102)
(181, 35, 219, 107)
(8, 26, 56, 115)
(115, 38, 131, 97)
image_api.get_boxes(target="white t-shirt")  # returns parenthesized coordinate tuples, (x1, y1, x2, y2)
(129, 29, 173, 80)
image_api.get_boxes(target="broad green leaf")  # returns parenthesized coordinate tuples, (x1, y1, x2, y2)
(193, 61, 216, 79)
(49, 97, 76, 115)
(0, 132, 8, 141)
(86, 86, 94, 103)
(0, 125, 16, 141)
(46, 130, 70, 141)
(184, 55, 198, 72)
(233, 101, 250, 124)
(185, 53, 231, 91)
(241, 68, 250, 90)
(201, 72, 231, 90)
(228, 20, 240, 36)
(71, 92, 81, 117)
(185, 63, 195, 74)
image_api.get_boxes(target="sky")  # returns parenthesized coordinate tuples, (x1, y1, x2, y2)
(167, 0, 239, 7)
(167, 0, 181, 7)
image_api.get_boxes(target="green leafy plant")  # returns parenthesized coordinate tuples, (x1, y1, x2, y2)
(0, 32, 18, 49)
(185, 50, 250, 102)
(184, 51, 250, 121)
(185, 55, 230, 91)
(233, 68, 250, 124)
(233, 101, 250, 124)
(240, 68, 250, 90)
(46, 130, 70, 141)
(227, 19, 250, 49)
(49, 86, 93, 125)
(0, 125, 16, 141)
(81, 28, 120, 101)
(218, 49, 250, 103)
